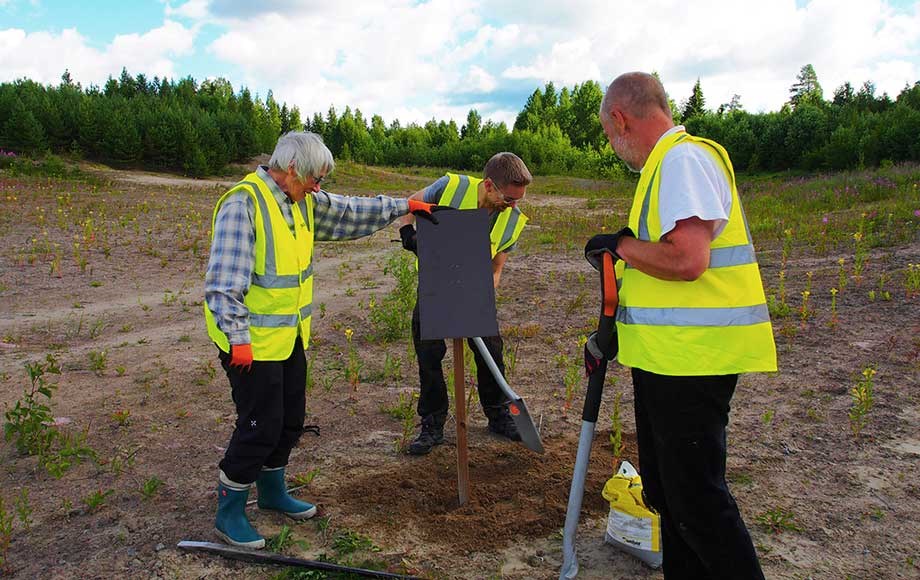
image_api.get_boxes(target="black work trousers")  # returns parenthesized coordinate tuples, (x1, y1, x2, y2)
(217, 337, 306, 485)
(411, 302, 507, 419)
(632, 368, 764, 580)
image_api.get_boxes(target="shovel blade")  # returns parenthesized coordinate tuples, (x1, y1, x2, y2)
(507, 397, 544, 454)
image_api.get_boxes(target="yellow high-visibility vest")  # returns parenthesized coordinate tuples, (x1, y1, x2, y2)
(438, 173, 528, 256)
(615, 131, 777, 375)
(204, 171, 314, 361)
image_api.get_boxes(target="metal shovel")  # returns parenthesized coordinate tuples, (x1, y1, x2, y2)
(560, 251, 619, 579)
(471, 336, 545, 454)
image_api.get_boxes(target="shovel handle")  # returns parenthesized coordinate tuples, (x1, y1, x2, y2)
(471, 336, 519, 401)
(582, 359, 608, 423)
(595, 252, 618, 356)
(583, 252, 618, 423)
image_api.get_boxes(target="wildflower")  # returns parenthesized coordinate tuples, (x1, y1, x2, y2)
(914, 209, 920, 218)
(822, 215, 828, 224)
(345, 328, 354, 341)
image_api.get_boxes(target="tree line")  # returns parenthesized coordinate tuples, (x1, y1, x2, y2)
(1, 65, 918, 177)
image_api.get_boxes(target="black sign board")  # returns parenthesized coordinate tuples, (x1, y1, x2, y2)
(417, 209, 499, 340)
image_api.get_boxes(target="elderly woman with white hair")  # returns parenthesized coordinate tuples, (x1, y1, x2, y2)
(204, 131, 440, 548)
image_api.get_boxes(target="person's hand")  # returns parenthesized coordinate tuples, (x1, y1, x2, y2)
(584, 227, 635, 270)
(408, 199, 454, 224)
(399, 224, 417, 254)
(230, 343, 253, 372)
(583, 331, 616, 377)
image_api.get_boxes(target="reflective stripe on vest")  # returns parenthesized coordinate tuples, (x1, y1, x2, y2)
(204, 171, 315, 361)
(439, 173, 528, 256)
(615, 132, 777, 375)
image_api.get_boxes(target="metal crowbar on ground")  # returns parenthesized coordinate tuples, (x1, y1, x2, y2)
(471, 336, 544, 454)
(560, 250, 619, 579)
(177, 541, 422, 579)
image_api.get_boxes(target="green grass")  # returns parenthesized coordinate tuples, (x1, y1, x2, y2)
(322, 160, 445, 193)
(741, 165, 920, 248)
(512, 162, 920, 255)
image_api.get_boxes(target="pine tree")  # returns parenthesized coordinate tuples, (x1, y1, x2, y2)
(513, 89, 543, 132)
(718, 94, 743, 115)
(681, 78, 706, 120)
(789, 64, 823, 108)
(3, 98, 47, 154)
(569, 81, 604, 149)
(280, 103, 291, 133)
(833, 82, 855, 106)
(288, 105, 303, 132)
(461, 109, 481, 140)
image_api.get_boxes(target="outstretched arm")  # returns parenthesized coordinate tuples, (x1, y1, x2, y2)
(312, 190, 409, 241)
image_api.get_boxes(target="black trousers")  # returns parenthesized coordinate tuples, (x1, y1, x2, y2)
(411, 302, 507, 418)
(217, 337, 306, 485)
(632, 368, 764, 580)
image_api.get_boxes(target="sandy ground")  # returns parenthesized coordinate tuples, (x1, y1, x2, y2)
(0, 166, 918, 579)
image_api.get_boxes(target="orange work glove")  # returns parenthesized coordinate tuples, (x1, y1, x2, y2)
(407, 199, 453, 224)
(230, 343, 253, 372)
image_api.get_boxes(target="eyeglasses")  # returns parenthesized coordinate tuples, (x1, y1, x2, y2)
(312, 174, 326, 185)
(494, 184, 524, 204)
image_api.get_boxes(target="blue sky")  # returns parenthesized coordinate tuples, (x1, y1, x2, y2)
(2, 0, 919, 127)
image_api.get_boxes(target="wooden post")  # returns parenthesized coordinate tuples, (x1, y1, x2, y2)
(453, 338, 470, 506)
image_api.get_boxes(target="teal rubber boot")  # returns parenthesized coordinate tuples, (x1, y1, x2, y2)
(215, 482, 265, 549)
(256, 467, 317, 520)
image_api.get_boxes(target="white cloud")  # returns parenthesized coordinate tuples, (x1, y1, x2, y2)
(463, 66, 497, 93)
(502, 38, 601, 85)
(206, 0, 488, 123)
(165, 0, 210, 20)
(0, 20, 196, 86)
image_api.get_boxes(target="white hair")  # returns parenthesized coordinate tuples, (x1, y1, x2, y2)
(268, 131, 335, 180)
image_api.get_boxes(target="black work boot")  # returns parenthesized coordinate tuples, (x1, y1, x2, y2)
(485, 406, 522, 441)
(407, 414, 445, 455)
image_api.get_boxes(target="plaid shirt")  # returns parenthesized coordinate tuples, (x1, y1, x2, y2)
(205, 166, 409, 345)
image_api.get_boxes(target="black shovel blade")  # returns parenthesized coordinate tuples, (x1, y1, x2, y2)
(507, 396, 544, 454)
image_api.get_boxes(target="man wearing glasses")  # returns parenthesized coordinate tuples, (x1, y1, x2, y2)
(398, 152, 532, 455)
(204, 131, 438, 548)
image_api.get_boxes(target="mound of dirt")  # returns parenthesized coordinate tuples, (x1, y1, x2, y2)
(333, 432, 636, 554)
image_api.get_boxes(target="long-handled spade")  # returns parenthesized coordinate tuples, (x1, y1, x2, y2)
(560, 251, 618, 579)
(470, 336, 545, 454)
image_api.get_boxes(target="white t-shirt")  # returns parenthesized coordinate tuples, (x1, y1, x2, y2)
(656, 126, 732, 240)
